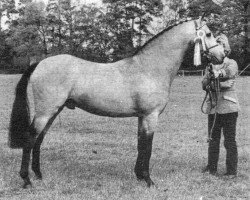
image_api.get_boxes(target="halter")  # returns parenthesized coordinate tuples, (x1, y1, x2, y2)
(194, 21, 219, 52)
(194, 20, 220, 65)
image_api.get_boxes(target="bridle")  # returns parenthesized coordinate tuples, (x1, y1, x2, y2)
(194, 20, 221, 63)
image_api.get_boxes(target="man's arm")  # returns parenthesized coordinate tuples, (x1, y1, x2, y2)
(220, 59, 238, 88)
(217, 59, 238, 80)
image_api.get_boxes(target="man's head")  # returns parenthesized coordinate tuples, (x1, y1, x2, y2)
(216, 34, 231, 57)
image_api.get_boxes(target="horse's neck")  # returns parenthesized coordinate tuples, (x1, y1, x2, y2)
(135, 21, 195, 83)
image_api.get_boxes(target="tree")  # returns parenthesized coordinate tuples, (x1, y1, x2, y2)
(0, 31, 13, 70)
(6, 1, 47, 58)
(45, 0, 112, 62)
(242, 0, 250, 67)
(102, 0, 163, 61)
(46, 0, 65, 54)
(0, 0, 17, 32)
(73, 4, 112, 62)
(0, 0, 21, 70)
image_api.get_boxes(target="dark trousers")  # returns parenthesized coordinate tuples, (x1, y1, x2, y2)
(207, 112, 238, 174)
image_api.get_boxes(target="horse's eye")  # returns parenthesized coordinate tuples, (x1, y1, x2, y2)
(206, 32, 212, 37)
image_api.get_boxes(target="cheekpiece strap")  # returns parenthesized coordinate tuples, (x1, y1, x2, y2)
(194, 20, 199, 30)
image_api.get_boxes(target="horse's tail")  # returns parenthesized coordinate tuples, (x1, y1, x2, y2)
(8, 62, 39, 148)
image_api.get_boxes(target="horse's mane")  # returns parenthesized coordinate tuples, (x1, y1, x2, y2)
(133, 18, 193, 56)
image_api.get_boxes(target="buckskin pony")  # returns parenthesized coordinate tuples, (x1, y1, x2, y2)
(9, 18, 225, 188)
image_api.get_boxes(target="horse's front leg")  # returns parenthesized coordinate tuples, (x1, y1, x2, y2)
(135, 112, 159, 187)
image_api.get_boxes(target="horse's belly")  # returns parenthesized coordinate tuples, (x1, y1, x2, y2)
(73, 93, 137, 117)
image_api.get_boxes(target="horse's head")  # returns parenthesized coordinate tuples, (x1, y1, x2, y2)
(193, 18, 225, 65)
(216, 33, 231, 56)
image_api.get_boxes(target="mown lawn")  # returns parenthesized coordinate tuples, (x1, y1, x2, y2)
(0, 74, 249, 200)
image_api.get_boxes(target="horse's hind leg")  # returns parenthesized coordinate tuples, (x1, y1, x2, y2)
(31, 106, 63, 179)
(32, 106, 64, 178)
(20, 106, 64, 188)
(31, 130, 44, 180)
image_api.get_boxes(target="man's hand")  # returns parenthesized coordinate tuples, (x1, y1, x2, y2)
(212, 69, 222, 78)
(220, 80, 235, 88)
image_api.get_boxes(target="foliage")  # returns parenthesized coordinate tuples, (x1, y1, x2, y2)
(0, 0, 249, 71)
(0, 0, 17, 18)
(0, 0, 164, 66)
(102, 0, 163, 61)
(0, 31, 13, 70)
(6, 2, 46, 57)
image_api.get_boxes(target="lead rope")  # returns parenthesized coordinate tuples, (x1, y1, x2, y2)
(201, 91, 208, 114)
(201, 66, 221, 143)
(207, 76, 220, 142)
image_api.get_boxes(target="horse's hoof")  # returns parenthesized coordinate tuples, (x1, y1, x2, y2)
(135, 173, 144, 181)
(23, 181, 32, 189)
(146, 178, 155, 188)
(34, 172, 42, 180)
(35, 175, 42, 180)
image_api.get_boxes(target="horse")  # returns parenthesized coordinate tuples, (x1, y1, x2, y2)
(9, 18, 226, 188)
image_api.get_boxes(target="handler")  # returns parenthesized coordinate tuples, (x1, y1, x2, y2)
(202, 34, 240, 177)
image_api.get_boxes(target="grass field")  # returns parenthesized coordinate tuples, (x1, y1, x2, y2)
(0, 74, 249, 200)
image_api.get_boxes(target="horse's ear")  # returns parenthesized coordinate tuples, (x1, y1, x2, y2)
(196, 16, 204, 29)
(200, 12, 207, 22)
(198, 13, 209, 28)
(200, 14, 204, 22)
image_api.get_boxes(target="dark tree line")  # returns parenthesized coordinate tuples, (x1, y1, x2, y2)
(0, 0, 249, 73)
(0, 0, 164, 71)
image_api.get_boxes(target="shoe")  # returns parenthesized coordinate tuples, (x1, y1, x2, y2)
(224, 172, 237, 178)
(202, 166, 217, 175)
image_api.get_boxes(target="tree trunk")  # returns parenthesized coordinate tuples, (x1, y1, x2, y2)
(58, 0, 62, 53)
(247, 2, 250, 55)
(0, 14, 2, 33)
(245, 1, 250, 66)
(0, 1, 2, 33)
(138, 1, 142, 47)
